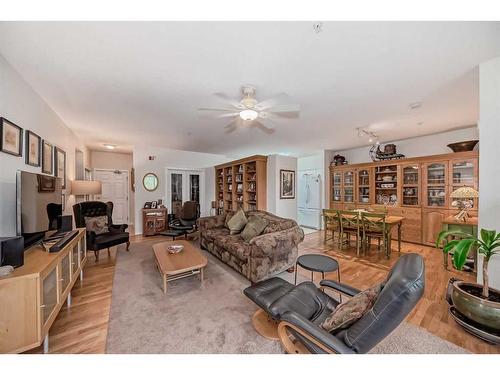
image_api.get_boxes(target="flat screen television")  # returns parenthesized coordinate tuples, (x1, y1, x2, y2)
(16, 170, 63, 249)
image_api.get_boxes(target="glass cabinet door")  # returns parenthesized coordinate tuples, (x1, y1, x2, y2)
(72, 244, 79, 277)
(343, 171, 354, 203)
(60, 253, 71, 294)
(332, 172, 342, 202)
(402, 165, 420, 206)
(357, 169, 370, 204)
(426, 162, 447, 207)
(450, 159, 477, 209)
(42, 267, 58, 325)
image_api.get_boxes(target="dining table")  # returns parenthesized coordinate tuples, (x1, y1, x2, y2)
(339, 211, 405, 257)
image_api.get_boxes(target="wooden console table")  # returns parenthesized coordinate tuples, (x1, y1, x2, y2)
(0, 229, 87, 353)
(143, 208, 168, 236)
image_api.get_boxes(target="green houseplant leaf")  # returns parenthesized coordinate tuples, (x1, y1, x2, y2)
(451, 238, 476, 270)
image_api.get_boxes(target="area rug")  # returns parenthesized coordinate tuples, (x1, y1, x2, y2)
(105, 239, 468, 354)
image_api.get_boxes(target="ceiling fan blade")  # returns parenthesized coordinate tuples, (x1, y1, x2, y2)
(252, 121, 275, 134)
(224, 117, 241, 134)
(266, 110, 300, 119)
(213, 92, 243, 108)
(255, 93, 290, 110)
(198, 107, 237, 112)
(269, 104, 301, 114)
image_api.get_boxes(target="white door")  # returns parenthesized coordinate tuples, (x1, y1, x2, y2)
(93, 169, 129, 225)
(166, 169, 205, 218)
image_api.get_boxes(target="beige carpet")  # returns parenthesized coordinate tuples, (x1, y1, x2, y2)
(105, 238, 468, 354)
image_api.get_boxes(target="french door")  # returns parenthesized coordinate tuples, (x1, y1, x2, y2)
(166, 169, 205, 218)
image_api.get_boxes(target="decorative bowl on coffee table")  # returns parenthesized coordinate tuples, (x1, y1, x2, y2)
(167, 244, 184, 254)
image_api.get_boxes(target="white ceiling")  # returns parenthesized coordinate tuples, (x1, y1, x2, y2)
(0, 22, 499, 157)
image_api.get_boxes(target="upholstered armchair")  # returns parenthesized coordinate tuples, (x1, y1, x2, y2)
(73, 201, 130, 261)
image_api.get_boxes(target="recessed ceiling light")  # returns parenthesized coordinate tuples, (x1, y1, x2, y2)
(104, 144, 117, 150)
(312, 22, 323, 33)
(409, 102, 422, 110)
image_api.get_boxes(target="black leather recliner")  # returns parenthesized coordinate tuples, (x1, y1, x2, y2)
(244, 253, 425, 354)
(73, 201, 130, 261)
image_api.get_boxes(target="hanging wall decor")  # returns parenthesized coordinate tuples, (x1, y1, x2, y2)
(25, 130, 41, 167)
(42, 140, 54, 174)
(54, 146, 67, 189)
(0, 117, 23, 157)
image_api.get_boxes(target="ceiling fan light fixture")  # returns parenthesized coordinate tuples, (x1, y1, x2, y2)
(239, 109, 259, 121)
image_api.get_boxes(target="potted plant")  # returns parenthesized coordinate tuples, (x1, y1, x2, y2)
(436, 229, 500, 331)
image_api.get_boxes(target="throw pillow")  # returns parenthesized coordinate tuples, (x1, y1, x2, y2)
(241, 215, 269, 242)
(226, 209, 248, 235)
(321, 283, 383, 333)
(84, 215, 109, 235)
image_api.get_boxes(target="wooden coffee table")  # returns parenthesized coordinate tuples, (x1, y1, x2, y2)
(152, 240, 208, 294)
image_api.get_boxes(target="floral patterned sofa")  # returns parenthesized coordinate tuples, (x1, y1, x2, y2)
(198, 210, 304, 283)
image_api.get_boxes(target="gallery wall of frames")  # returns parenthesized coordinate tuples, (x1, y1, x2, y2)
(0, 116, 67, 190)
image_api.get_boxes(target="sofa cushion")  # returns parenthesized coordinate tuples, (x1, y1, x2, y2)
(226, 209, 248, 234)
(214, 234, 252, 260)
(241, 215, 268, 242)
(203, 228, 230, 242)
(321, 283, 383, 333)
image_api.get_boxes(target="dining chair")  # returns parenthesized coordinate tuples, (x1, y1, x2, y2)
(339, 210, 361, 256)
(322, 209, 340, 246)
(360, 212, 390, 256)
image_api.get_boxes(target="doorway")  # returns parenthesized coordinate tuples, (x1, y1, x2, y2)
(166, 169, 205, 218)
(93, 169, 130, 225)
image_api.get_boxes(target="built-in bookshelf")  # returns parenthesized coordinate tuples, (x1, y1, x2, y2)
(215, 155, 267, 214)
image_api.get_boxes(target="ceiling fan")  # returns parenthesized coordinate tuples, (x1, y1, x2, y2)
(198, 86, 300, 134)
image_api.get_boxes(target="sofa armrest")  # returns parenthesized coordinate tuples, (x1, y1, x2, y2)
(197, 214, 226, 231)
(249, 226, 305, 257)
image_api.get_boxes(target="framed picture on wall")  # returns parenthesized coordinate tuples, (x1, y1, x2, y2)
(54, 146, 66, 189)
(25, 130, 41, 167)
(280, 169, 295, 199)
(41, 140, 54, 174)
(0, 117, 23, 157)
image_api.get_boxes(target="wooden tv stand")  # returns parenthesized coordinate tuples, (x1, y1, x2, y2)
(0, 229, 87, 353)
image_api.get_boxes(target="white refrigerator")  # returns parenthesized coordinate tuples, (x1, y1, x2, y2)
(297, 171, 322, 229)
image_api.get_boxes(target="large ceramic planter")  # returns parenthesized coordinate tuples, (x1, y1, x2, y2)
(451, 281, 500, 330)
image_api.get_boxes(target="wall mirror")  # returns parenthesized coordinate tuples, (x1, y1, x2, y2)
(143, 173, 159, 192)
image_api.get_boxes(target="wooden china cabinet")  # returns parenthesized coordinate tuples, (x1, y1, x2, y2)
(329, 150, 478, 246)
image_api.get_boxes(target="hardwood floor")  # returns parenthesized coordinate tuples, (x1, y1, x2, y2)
(26, 232, 499, 354)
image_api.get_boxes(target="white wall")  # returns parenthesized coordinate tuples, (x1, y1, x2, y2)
(478, 57, 500, 289)
(331, 126, 479, 165)
(0, 54, 88, 237)
(133, 145, 231, 234)
(267, 154, 298, 221)
(90, 150, 135, 226)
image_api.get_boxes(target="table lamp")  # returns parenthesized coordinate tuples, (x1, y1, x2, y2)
(450, 186, 479, 222)
(71, 180, 102, 196)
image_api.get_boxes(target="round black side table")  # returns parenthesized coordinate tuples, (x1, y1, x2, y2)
(295, 254, 340, 285)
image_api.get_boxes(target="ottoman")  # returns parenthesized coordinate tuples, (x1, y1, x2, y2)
(243, 277, 295, 340)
